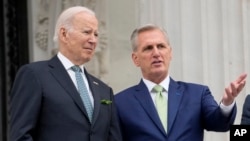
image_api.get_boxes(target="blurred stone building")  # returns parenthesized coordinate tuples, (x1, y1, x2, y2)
(1, 0, 250, 141)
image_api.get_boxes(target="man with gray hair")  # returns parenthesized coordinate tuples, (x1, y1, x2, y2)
(9, 6, 122, 141)
(115, 24, 247, 141)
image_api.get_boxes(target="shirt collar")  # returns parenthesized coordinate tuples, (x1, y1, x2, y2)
(142, 75, 170, 92)
(57, 52, 85, 72)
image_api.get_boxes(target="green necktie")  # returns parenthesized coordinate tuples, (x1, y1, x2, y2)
(154, 85, 167, 132)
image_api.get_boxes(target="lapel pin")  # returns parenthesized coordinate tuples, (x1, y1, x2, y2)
(93, 81, 99, 85)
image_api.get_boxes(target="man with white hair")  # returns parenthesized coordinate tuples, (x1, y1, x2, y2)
(9, 6, 122, 141)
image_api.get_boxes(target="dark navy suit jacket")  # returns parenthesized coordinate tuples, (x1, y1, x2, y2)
(115, 79, 236, 141)
(241, 94, 250, 125)
(9, 56, 122, 141)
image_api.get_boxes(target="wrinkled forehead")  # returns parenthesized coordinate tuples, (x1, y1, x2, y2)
(71, 12, 98, 28)
(137, 29, 168, 44)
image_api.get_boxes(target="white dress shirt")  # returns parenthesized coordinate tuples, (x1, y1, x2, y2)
(57, 52, 94, 106)
(142, 75, 234, 116)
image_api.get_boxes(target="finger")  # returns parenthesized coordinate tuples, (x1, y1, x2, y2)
(230, 82, 238, 97)
(236, 80, 246, 93)
(225, 86, 233, 98)
(235, 73, 247, 84)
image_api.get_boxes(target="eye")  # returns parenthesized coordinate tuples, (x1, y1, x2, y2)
(157, 44, 166, 49)
(143, 45, 153, 51)
(94, 32, 99, 37)
(83, 30, 90, 34)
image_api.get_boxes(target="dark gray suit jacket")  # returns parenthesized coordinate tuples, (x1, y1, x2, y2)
(9, 56, 122, 141)
(241, 94, 250, 125)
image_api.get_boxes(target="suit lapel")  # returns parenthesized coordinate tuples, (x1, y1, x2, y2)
(134, 80, 167, 135)
(167, 78, 184, 133)
(48, 56, 88, 116)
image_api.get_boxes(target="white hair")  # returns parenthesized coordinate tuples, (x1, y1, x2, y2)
(53, 6, 96, 43)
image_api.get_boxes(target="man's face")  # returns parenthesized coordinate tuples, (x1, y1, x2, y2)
(132, 29, 172, 83)
(60, 12, 98, 65)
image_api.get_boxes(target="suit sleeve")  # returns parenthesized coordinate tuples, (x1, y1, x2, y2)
(9, 65, 42, 141)
(241, 95, 250, 125)
(202, 86, 236, 131)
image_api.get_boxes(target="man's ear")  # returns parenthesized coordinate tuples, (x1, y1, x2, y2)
(169, 46, 173, 60)
(59, 27, 67, 42)
(132, 53, 140, 67)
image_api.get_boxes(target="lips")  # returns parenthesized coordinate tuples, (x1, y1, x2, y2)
(86, 48, 93, 50)
(152, 60, 162, 64)
(83, 47, 94, 51)
(152, 60, 162, 66)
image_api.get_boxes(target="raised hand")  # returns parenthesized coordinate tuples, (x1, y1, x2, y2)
(222, 73, 247, 106)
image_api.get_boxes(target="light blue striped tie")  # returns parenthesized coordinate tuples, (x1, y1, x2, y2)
(71, 66, 93, 123)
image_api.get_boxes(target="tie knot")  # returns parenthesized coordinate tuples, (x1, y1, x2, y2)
(71, 66, 82, 72)
(153, 85, 163, 93)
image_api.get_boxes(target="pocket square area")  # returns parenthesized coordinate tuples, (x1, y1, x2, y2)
(101, 99, 112, 105)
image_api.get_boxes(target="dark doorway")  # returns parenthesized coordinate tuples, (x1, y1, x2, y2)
(0, 0, 29, 140)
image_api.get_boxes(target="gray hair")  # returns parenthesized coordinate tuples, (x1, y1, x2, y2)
(130, 24, 170, 51)
(53, 6, 96, 43)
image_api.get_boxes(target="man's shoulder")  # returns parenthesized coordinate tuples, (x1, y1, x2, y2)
(244, 95, 250, 105)
(115, 85, 138, 99)
(117, 85, 137, 93)
(174, 80, 208, 88)
(17, 60, 49, 73)
(170, 79, 210, 94)
(246, 94, 250, 100)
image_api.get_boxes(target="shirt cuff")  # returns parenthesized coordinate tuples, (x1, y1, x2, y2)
(220, 100, 236, 116)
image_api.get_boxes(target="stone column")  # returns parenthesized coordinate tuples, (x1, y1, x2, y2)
(138, 0, 250, 140)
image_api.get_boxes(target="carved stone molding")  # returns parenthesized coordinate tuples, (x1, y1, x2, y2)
(35, 0, 49, 51)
